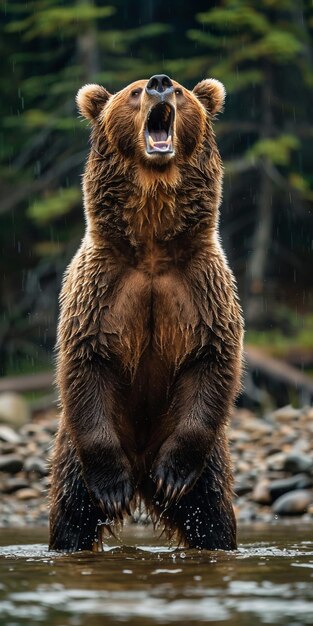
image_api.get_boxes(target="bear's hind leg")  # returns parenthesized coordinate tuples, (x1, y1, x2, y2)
(49, 428, 106, 552)
(151, 463, 237, 551)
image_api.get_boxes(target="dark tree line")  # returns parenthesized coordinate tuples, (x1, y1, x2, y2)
(1, 0, 313, 376)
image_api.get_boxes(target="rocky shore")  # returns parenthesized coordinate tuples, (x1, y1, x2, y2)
(0, 394, 313, 528)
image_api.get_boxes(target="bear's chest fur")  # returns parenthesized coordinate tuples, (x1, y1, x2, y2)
(101, 270, 201, 373)
(100, 254, 202, 376)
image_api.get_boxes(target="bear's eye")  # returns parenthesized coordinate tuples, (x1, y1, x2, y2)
(131, 89, 142, 98)
(175, 88, 183, 96)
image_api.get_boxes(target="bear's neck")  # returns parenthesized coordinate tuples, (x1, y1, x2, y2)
(84, 151, 221, 250)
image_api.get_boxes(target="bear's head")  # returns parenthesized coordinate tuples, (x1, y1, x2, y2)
(77, 74, 225, 172)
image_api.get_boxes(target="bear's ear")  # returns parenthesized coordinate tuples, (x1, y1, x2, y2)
(76, 84, 112, 121)
(193, 79, 225, 116)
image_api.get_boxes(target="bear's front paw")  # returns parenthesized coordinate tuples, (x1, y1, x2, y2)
(152, 449, 203, 508)
(85, 466, 134, 522)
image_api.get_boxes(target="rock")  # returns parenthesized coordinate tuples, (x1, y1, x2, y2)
(33, 432, 51, 446)
(272, 405, 301, 422)
(16, 488, 39, 500)
(0, 425, 21, 444)
(0, 443, 17, 454)
(282, 453, 313, 475)
(229, 429, 249, 442)
(236, 460, 251, 473)
(269, 473, 313, 501)
(273, 490, 313, 516)
(24, 456, 48, 476)
(265, 452, 287, 471)
(251, 479, 271, 504)
(0, 454, 24, 474)
(235, 503, 258, 522)
(2, 477, 30, 494)
(20, 423, 46, 436)
(0, 393, 30, 428)
(234, 477, 253, 496)
(239, 416, 273, 435)
(43, 418, 59, 435)
(265, 446, 284, 456)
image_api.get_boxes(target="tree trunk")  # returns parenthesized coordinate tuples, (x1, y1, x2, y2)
(245, 162, 273, 325)
(245, 70, 273, 326)
(76, 0, 100, 81)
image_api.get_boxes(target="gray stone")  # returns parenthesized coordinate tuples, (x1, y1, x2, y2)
(234, 478, 253, 496)
(2, 477, 30, 494)
(265, 452, 287, 471)
(240, 416, 273, 435)
(282, 453, 313, 475)
(43, 418, 59, 435)
(20, 423, 45, 436)
(0, 425, 21, 444)
(251, 479, 271, 504)
(272, 405, 301, 422)
(16, 488, 39, 500)
(269, 473, 313, 501)
(0, 454, 23, 474)
(24, 456, 48, 476)
(0, 443, 16, 454)
(0, 393, 30, 428)
(273, 490, 313, 516)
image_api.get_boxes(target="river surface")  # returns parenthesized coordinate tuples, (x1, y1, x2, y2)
(0, 524, 313, 625)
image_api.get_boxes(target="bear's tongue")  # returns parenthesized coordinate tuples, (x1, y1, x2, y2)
(151, 131, 167, 142)
(149, 130, 171, 151)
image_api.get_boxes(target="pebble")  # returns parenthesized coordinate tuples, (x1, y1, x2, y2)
(0, 393, 30, 428)
(272, 405, 301, 422)
(0, 442, 17, 454)
(16, 488, 40, 500)
(269, 474, 313, 501)
(282, 453, 313, 475)
(3, 477, 30, 494)
(251, 479, 271, 504)
(0, 425, 21, 444)
(0, 454, 24, 474)
(240, 417, 273, 435)
(273, 490, 313, 516)
(24, 456, 48, 477)
(234, 476, 253, 496)
(265, 452, 287, 471)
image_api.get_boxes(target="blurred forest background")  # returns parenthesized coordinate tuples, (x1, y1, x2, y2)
(1, 0, 313, 406)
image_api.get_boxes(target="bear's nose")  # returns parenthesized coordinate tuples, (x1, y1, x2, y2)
(146, 74, 174, 96)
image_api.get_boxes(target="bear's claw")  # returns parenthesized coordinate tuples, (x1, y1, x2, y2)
(153, 461, 199, 508)
(87, 476, 134, 522)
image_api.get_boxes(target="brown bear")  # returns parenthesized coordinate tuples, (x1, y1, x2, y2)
(49, 74, 243, 552)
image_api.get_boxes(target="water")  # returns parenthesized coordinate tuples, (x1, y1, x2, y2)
(0, 524, 313, 625)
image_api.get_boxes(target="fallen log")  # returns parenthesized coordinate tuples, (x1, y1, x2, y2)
(0, 372, 54, 394)
(244, 346, 313, 407)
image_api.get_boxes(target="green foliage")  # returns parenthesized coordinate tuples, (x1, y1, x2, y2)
(246, 31, 304, 62)
(248, 135, 300, 166)
(6, 2, 115, 39)
(98, 23, 171, 54)
(197, 5, 270, 35)
(28, 187, 81, 224)
(246, 313, 313, 358)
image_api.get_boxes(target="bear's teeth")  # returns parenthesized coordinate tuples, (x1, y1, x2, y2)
(148, 134, 172, 152)
(149, 134, 172, 148)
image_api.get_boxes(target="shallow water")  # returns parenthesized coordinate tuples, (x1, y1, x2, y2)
(0, 524, 313, 625)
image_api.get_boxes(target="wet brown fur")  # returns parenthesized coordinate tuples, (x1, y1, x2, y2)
(49, 77, 243, 552)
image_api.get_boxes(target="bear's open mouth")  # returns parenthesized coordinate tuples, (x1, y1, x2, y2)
(145, 102, 174, 155)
